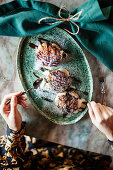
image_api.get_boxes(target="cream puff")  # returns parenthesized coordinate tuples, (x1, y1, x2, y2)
(29, 38, 67, 68)
(55, 91, 87, 114)
(42, 68, 70, 92)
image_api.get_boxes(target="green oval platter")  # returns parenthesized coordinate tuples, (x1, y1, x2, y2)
(17, 27, 93, 125)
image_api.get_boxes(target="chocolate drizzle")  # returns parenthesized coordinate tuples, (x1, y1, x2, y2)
(40, 96, 53, 102)
(58, 92, 78, 114)
(40, 67, 49, 72)
(29, 43, 38, 49)
(33, 72, 40, 78)
(42, 90, 55, 95)
(29, 38, 66, 67)
(49, 70, 70, 91)
(29, 38, 87, 118)
(67, 87, 88, 96)
(63, 112, 68, 118)
(71, 77, 81, 83)
(38, 38, 61, 53)
(33, 79, 43, 89)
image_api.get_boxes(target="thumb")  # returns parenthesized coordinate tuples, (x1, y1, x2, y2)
(11, 95, 17, 115)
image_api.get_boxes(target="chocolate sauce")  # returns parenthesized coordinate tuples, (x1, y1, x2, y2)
(29, 38, 66, 67)
(49, 70, 70, 91)
(38, 38, 60, 52)
(38, 38, 50, 44)
(71, 77, 81, 83)
(67, 87, 88, 96)
(37, 47, 61, 67)
(58, 92, 78, 114)
(38, 38, 62, 57)
(33, 79, 43, 89)
(38, 38, 65, 67)
(37, 51, 50, 64)
(82, 91, 88, 95)
(29, 43, 38, 49)
(42, 90, 55, 95)
(63, 112, 68, 118)
(33, 72, 40, 78)
(63, 49, 71, 54)
(79, 107, 85, 111)
(82, 101, 87, 105)
(40, 96, 53, 102)
(40, 67, 49, 72)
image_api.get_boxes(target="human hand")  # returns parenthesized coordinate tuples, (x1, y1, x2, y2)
(0, 92, 28, 131)
(88, 101, 113, 141)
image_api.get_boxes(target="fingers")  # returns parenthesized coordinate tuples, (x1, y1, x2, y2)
(17, 96, 28, 109)
(11, 96, 17, 114)
(18, 96, 28, 101)
(11, 91, 23, 97)
(88, 101, 113, 124)
(1, 91, 23, 106)
(90, 101, 103, 123)
(1, 92, 26, 110)
(97, 104, 109, 119)
(105, 106, 113, 116)
(4, 91, 23, 100)
(87, 103, 95, 123)
(0, 92, 28, 114)
(18, 100, 28, 109)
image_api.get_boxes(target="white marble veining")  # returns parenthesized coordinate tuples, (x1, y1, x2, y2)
(0, 0, 113, 156)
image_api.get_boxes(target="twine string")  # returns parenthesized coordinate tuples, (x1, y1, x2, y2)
(38, 6, 83, 35)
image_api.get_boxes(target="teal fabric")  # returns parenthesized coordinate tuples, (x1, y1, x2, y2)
(0, 0, 113, 72)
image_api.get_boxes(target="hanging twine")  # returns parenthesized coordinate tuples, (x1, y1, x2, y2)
(38, 7, 84, 35)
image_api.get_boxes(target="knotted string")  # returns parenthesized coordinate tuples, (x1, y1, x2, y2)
(38, 7, 83, 35)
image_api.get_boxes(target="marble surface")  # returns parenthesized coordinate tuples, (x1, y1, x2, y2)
(0, 0, 113, 156)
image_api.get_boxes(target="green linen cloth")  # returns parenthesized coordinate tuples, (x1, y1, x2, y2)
(0, 0, 113, 71)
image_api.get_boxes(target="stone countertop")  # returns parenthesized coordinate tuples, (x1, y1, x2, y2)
(0, 0, 113, 156)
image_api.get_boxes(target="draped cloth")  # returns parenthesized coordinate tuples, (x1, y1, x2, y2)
(0, 0, 113, 71)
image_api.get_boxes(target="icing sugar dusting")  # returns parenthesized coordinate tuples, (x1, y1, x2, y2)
(30, 28, 92, 120)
